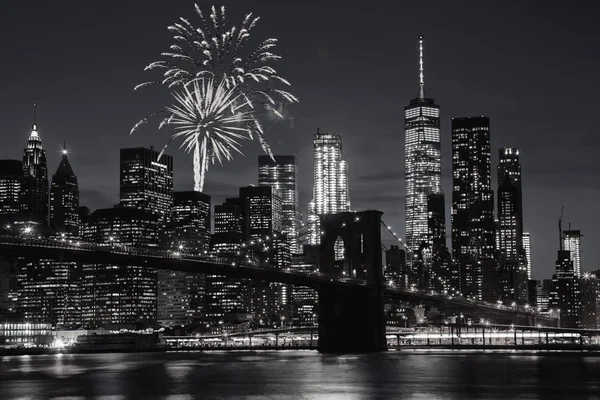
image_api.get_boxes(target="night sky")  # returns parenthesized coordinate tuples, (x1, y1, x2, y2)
(1, 1, 599, 279)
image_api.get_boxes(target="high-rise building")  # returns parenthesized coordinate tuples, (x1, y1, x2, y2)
(385, 245, 407, 288)
(81, 208, 159, 327)
(49, 144, 79, 236)
(207, 199, 246, 327)
(158, 191, 211, 327)
(523, 232, 532, 279)
(258, 155, 301, 253)
(0, 160, 22, 219)
(239, 185, 283, 240)
(404, 36, 442, 268)
(497, 147, 527, 304)
(308, 129, 350, 245)
(119, 147, 173, 227)
(20, 109, 49, 225)
(550, 250, 580, 328)
(451, 116, 496, 302)
(580, 272, 598, 329)
(563, 230, 582, 278)
(427, 193, 453, 293)
(534, 279, 553, 312)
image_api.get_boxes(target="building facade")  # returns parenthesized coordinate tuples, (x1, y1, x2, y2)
(550, 250, 580, 328)
(563, 230, 582, 278)
(0, 160, 22, 220)
(308, 130, 350, 245)
(523, 232, 532, 280)
(20, 120, 49, 225)
(451, 116, 496, 302)
(81, 208, 159, 328)
(49, 145, 79, 235)
(119, 147, 173, 227)
(497, 147, 527, 304)
(404, 36, 442, 269)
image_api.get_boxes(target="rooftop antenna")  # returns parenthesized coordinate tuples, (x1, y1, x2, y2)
(419, 36, 425, 99)
(558, 206, 564, 251)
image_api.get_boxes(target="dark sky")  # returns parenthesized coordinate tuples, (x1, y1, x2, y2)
(1, 1, 599, 279)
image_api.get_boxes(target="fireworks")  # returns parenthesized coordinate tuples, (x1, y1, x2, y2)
(132, 4, 297, 192)
(167, 77, 253, 192)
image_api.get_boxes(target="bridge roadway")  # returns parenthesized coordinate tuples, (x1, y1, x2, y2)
(0, 235, 556, 325)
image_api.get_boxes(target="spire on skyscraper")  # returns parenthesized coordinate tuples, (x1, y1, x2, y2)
(419, 36, 425, 99)
(30, 103, 39, 138)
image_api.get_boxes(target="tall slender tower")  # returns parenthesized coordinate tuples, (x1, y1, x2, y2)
(497, 147, 527, 303)
(563, 230, 582, 277)
(50, 143, 80, 235)
(258, 155, 301, 253)
(308, 130, 350, 245)
(20, 104, 49, 225)
(404, 36, 441, 268)
(451, 116, 496, 302)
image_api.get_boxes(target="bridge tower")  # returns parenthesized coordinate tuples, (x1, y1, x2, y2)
(318, 210, 387, 353)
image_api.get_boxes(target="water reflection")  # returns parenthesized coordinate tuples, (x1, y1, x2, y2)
(0, 351, 598, 399)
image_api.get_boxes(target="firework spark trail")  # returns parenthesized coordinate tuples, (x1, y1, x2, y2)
(166, 77, 254, 191)
(132, 4, 297, 192)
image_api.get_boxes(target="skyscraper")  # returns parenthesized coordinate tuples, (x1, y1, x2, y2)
(563, 230, 582, 277)
(0, 160, 22, 219)
(49, 144, 79, 235)
(258, 155, 301, 253)
(119, 147, 173, 227)
(523, 232, 532, 279)
(239, 185, 283, 240)
(81, 208, 159, 327)
(20, 107, 49, 225)
(308, 129, 350, 244)
(404, 36, 441, 266)
(550, 250, 580, 328)
(451, 116, 496, 302)
(497, 147, 527, 303)
(158, 191, 211, 326)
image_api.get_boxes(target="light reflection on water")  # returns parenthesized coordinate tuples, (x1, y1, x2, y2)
(0, 350, 599, 399)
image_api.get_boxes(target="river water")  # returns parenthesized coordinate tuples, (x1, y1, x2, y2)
(1, 350, 599, 399)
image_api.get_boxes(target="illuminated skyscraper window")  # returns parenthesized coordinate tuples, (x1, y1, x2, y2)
(563, 230, 582, 278)
(308, 130, 350, 245)
(404, 36, 441, 265)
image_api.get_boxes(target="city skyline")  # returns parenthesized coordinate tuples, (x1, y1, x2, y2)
(0, 1, 599, 279)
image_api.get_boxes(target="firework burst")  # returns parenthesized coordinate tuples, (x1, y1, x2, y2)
(167, 77, 253, 192)
(132, 4, 297, 191)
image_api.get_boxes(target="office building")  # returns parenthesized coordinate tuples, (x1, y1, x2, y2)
(0, 160, 22, 219)
(81, 208, 159, 327)
(523, 232, 531, 279)
(158, 191, 211, 327)
(550, 250, 580, 328)
(534, 279, 553, 312)
(451, 116, 496, 302)
(563, 230, 582, 278)
(259, 155, 301, 253)
(49, 144, 79, 235)
(308, 129, 350, 245)
(385, 245, 407, 289)
(20, 111, 49, 225)
(119, 147, 173, 227)
(404, 36, 442, 268)
(580, 272, 598, 329)
(497, 147, 527, 304)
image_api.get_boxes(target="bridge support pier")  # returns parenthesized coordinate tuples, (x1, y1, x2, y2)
(317, 210, 387, 354)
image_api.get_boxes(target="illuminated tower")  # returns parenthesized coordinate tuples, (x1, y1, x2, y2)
(523, 232, 531, 279)
(563, 230, 582, 277)
(258, 155, 301, 253)
(404, 36, 441, 267)
(308, 130, 350, 244)
(497, 147, 527, 303)
(451, 116, 496, 302)
(20, 104, 49, 225)
(0, 160, 22, 218)
(50, 143, 79, 235)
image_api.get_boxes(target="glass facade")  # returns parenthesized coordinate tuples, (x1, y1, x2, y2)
(119, 147, 173, 228)
(309, 130, 350, 245)
(451, 116, 496, 302)
(0, 160, 22, 218)
(258, 155, 301, 253)
(0, 322, 53, 347)
(563, 230, 582, 278)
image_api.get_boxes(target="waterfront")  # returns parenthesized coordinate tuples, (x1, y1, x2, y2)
(1, 351, 600, 399)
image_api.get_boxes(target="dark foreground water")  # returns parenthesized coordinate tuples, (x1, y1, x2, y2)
(1, 350, 600, 399)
